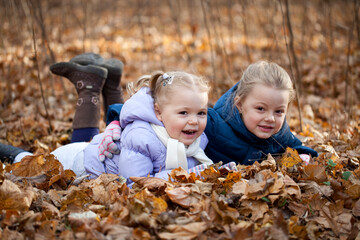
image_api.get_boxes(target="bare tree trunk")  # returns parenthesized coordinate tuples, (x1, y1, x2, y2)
(345, 2, 356, 118)
(81, 0, 88, 53)
(167, 0, 192, 65)
(279, 0, 303, 132)
(227, 0, 234, 53)
(31, 0, 56, 63)
(240, 0, 252, 63)
(354, 0, 360, 46)
(31, 24, 53, 133)
(210, 0, 233, 82)
(136, 0, 148, 73)
(200, 0, 218, 98)
(325, 0, 334, 50)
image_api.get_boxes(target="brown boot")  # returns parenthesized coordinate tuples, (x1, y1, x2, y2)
(69, 53, 124, 115)
(50, 62, 108, 129)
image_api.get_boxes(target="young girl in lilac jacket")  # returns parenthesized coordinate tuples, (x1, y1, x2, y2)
(83, 71, 215, 184)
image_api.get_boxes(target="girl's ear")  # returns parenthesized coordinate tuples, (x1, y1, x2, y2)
(234, 96, 242, 113)
(154, 103, 162, 121)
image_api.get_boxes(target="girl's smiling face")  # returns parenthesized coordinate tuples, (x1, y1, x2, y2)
(235, 83, 290, 139)
(155, 86, 208, 146)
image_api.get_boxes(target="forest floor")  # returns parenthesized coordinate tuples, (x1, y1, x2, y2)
(0, 0, 359, 239)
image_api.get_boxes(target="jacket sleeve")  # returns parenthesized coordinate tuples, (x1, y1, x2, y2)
(293, 145, 318, 157)
(83, 133, 120, 179)
(285, 129, 318, 157)
(106, 104, 123, 125)
(118, 126, 165, 185)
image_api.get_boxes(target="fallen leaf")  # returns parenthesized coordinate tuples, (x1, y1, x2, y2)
(158, 222, 208, 239)
(166, 185, 201, 208)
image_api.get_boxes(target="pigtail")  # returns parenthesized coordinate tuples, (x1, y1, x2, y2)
(127, 74, 151, 96)
(149, 71, 164, 100)
(149, 71, 164, 95)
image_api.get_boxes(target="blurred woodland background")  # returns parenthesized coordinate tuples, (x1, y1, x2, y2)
(0, 0, 359, 152)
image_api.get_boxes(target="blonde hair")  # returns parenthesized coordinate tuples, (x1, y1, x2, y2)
(127, 71, 210, 105)
(233, 61, 295, 106)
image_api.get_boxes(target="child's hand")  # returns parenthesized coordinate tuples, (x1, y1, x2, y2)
(187, 162, 238, 176)
(219, 162, 238, 171)
(98, 121, 121, 162)
(299, 154, 310, 165)
(187, 164, 208, 176)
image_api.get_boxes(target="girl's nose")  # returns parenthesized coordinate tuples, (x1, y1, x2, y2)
(188, 116, 198, 125)
(265, 113, 275, 122)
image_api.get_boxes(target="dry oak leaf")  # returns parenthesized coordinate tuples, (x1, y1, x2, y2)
(208, 193, 239, 225)
(283, 174, 301, 199)
(232, 220, 254, 239)
(301, 164, 328, 183)
(194, 180, 213, 195)
(231, 179, 249, 197)
(60, 186, 92, 211)
(288, 216, 307, 239)
(130, 176, 173, 193)
(239, 199, 269, 221)
(41, 201, 61, 219)
(0, 179, 36, 211)
(158, 222, 208, 240)
(169, 167, 200, 183)
(316, 204, 353, 237)
(11, 154, 45, 177)
(133, 189, 168, 216)
(260, 153, 277, 171)
(287, 201, 308, 217)
(0, 227, 24, 240)
(100, 224, 133, 240)
(166, 185, 201, 208)
(352, 199, 360, 217)
(297, 180, 333, 198)
(344, 174, 360, 199)
(84, 174, 127, 205)
(254, 210, 288, 240)
(246, 170, 280, 200)
(280, 147, 302, 168)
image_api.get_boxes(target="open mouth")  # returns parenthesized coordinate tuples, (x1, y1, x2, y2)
(182, 130, 197, 135)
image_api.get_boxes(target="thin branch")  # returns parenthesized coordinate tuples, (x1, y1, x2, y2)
(31, 24, 53, 133)
(279, 0, 303, 132)
(284, 0, 301, 94)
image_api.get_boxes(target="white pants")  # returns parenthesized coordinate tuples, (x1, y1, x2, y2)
(14, 142, 89, 177)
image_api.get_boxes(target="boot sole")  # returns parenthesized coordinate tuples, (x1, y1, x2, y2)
(50, 62, 108, 79)
(70, 53, 123, 75)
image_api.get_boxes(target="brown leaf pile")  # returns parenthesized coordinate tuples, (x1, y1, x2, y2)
(0, 141, 359, 239)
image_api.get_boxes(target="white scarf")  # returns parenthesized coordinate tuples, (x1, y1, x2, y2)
(151, 124, 213, 170)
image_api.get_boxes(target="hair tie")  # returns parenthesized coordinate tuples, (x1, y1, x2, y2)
(162, 73, 174, 86)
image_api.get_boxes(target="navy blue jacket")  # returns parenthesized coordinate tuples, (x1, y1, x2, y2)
(204, 83, 318, 164)
(107, 83, 318, 165)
